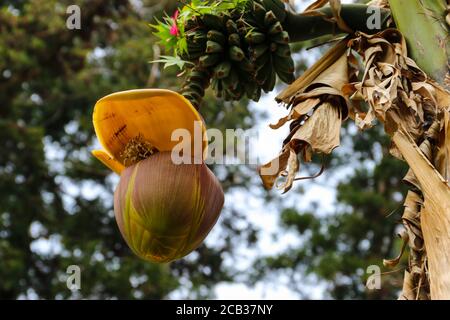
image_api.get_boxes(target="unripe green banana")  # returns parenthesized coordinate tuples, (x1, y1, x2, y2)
(274, 44, 291, 58)
(274, 56, 295, 84)
(250, 44, 269, 60)
(227, 87, 240, 100)
(264, 11, 277, 27)
(199, 54, 220, 68)
(234, 87, 244, 100)
(270, 42, 278, 52)
(229, 46, 245, 62)
(252, 87, 262, 101)
(187, 30, 207, 41)
(268, 21, 283, 35)
(273, 54, 295, 74)
(207, 30, 226, 45)
(229, 69, 240, 90)
(245, 81, 258, 99)
(184, 83, 205, 98)
(236, 18, 246, 29)
(223, 69, 239, 90)
(228, 33, 241, 46)
(255, 51, 270, 68)
(262, 58, 276, 93)
(270, 31, 290, 45)
(258, 0, 287, 10)
(211, 78, 223, 98)
(236, 19, 252, 37)
(206, 41, 224, 54)
(186, 37, 205, 51)
(256, 63, 269, 85)
(253, 2, 267, 26)
(184, 77, 205, 91)
(188, 70, 209, 84)
(185, 18, 197, 31)
(236, 67, 254, 83)
(239, 58, 255, 72)
(261, 0, 286, 22)
(186, 78, 209, 93)
(183, 89, 202, 103)
(213, 62, 232, 79)
(240, 15, 258, 29)
(238, 27, 248, 38)
(245, 32, 266, 44)
(187, 40, 206, 51)
(217, 12, 229, 23)
(226, 20, 239, 34)
(275, 68, 295, 84)
(223, 90, 232, 101)
(202, 14, 224, 30)
(193, 34, 207, 44)
(187, 44, 203, 53)
(182, 92, 195, 103)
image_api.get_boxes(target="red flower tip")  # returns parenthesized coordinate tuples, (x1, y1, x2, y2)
(170, 10, 180, 36)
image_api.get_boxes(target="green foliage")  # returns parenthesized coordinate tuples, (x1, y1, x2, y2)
(151, 55, 193, 70)
(151, 0, 250, 55)
(151, 13, 186, 55)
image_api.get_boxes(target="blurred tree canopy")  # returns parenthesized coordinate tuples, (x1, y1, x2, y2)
(0, 0, 258, 299)
(0, 0, 406, 299)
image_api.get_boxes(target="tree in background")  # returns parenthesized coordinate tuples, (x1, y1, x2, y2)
(0, 0, 258, 299)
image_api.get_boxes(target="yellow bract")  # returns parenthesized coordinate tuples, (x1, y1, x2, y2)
(92, 89, 207, 174)
(91, 150, 126, 174)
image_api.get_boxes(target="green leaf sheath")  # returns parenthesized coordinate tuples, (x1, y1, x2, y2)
(388, 0, 450, 88)
(282, 4, 391, 42)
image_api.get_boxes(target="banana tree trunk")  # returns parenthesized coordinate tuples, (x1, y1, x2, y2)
(389, 0, 450, 89)
(389, 0, 450, 299)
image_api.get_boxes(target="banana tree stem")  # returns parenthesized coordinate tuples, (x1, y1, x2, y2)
(388, 0, 450, 89)
(282, 4, 391, 42)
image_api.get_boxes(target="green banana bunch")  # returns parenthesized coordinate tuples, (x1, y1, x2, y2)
(244, 0, 295, 93)
(182, 67, 210, 108)
(179, 0, 294, 108)
(180, 12, 259, 107)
